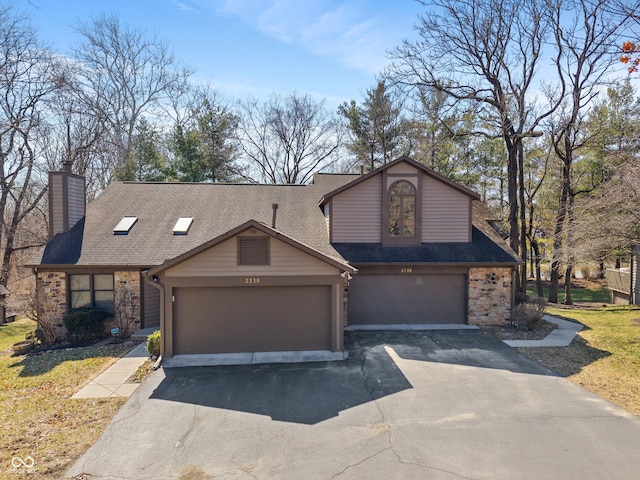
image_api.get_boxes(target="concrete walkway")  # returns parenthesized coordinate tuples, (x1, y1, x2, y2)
(72, 342, 149, 399)
(503, 314, 583, 348)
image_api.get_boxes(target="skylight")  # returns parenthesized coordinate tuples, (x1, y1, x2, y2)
(172, 217, 193, 235)
(113, 216, 138, 235)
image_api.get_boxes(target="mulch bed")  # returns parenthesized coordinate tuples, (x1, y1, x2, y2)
(479, 320, 557, 341)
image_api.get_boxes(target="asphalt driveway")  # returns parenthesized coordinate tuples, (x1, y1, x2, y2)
(68, 330, 640, 479)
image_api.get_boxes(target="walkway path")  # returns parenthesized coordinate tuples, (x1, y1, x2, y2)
(502, 314, 583, 348)
(72, 342, 149, 399)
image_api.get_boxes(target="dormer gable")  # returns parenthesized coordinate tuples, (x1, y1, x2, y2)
(321, 157, 479, 245)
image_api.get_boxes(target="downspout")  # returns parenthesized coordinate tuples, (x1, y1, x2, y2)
(143, 271, 165, 369)
(32, 267, 39, 326)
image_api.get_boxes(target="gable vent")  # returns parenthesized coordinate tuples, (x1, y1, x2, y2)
(113, 216, 138, 235)
(173, 217, 193, 235)
(238, 237, 269, 265)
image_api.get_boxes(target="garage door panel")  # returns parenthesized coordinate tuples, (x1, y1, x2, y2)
(174, 286, 331, 354)
(349, 274, 466, 325)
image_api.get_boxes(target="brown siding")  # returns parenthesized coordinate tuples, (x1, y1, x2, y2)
(331, 175, 382, 243)
(422, 174, 471, 242)
(48, 171, 85, 238)
(386, 162, 419, 175)
(49, 174, 65, 237)
(67, 175, 85, 229)
(142, 276, 160, 328)
(164, 234, 339, 277)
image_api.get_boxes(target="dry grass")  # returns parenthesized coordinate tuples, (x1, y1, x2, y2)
(127, 358, 155, 383)
(1, 318, 132, 479)
(518, 305, 640, 415)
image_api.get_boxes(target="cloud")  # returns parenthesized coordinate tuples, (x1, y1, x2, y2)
(195, 0, 394, 74)
(169, 0, 198, 12)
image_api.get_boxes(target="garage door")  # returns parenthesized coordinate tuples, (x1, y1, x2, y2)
(348, 274, 466, 325)
(173, 285, 332, 354)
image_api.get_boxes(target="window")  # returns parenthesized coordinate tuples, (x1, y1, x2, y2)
(69, 273, 114, 314)
(388, 181, 416, 237)
(172, 217, 193, 235)
(238, 237, 270, 265)
(113, 216, 137, 235)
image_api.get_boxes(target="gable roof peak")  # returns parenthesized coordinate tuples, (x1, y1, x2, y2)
(320, 156, 480, 205)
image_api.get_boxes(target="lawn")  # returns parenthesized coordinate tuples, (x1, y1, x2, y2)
(526, 284, 611, 304)
(519, 305, 640, 415)
(0, 318, 131, 479)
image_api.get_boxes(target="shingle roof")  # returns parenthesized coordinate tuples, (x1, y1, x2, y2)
(332, 227, 521, 265)
(28, 166, 520, 269)
(29, 180, 351, 267)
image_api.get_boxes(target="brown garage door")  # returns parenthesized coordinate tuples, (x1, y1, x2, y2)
(173, 285, 332, 354)
(348, 274, 466, 325)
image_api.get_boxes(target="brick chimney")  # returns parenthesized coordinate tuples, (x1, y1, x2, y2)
(48, 160, 86, 239)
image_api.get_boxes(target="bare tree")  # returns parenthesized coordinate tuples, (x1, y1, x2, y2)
(569, 80, 640, 274)
(42, 60, 107, 199)
(546, 0, 635, 304)
(72, 14, 192, 187)
(387, 0, 559, 296)
(0, 6, 61, 321)
(236, 93, 343, 184)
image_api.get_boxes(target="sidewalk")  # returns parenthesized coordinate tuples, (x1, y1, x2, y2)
(502, 314, 583, 348)
(72, 342, 149, 399)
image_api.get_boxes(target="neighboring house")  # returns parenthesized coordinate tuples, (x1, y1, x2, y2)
(27, 156, 521, 359)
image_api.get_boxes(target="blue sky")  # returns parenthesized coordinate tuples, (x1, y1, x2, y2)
(23, 0, 424, 108)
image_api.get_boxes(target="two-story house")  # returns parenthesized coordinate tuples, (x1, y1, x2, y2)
(28, 156, 520, 362)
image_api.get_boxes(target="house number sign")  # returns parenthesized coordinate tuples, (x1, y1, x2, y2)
(245, 277, 261, 284)
(400, 268, 413, 273)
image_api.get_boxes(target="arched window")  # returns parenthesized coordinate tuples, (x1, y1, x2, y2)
(388, 180, 416, 237)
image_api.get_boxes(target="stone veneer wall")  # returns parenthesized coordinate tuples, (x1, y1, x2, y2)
(36, 271, 68, 341)
(36, 270, 142, 340)
(113, 271, 142, 335)
(468, 267, 513, 326)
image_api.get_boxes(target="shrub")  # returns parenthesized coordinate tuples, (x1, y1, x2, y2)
(512, 296, 547, 331)
(146, 330, 161, 357)
(63, 307, 108, 341)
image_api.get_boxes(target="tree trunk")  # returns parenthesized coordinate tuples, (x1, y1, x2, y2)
(563, 193, 576, 305)
(530, 246, 535, 279)
(549, 154, 571, 303)
(518, 138, 527, 299)
(564, 264, 573, 305)
(531, 240, 544, 297)
(599, 259, 605, 279)
(506, 138, 520, 294)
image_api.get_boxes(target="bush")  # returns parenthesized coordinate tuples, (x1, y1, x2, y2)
(512, 297, 547, 331)
(63, 307, 108, 341)
(146, 330, 161, 357)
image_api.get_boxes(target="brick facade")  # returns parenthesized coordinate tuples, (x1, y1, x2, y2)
(36, 271, 68, 341)
(36, 270, 142, 340)
(113, 271, 142, 336)
(468, 267, 513, 326)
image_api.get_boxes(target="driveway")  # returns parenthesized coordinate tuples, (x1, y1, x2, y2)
(67, 330, 640, 479)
